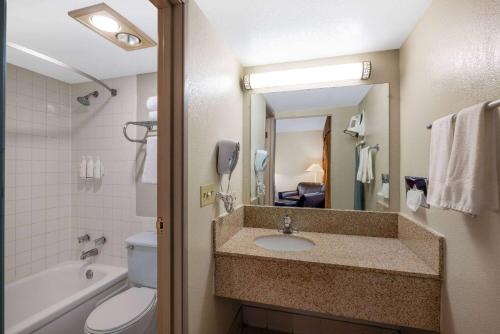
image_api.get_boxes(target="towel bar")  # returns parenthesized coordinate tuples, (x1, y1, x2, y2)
(426, 99, 500, 129)
(123, 121, 157, 143)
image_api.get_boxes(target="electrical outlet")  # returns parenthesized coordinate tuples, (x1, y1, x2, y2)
(200, 184, 216, 207)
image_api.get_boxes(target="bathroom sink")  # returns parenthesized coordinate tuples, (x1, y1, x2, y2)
(255, 235, 315, 252)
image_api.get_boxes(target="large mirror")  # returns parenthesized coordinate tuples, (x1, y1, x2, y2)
(250, 83, 389, 211)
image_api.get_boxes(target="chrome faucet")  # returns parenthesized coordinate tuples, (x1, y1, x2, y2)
(80, 248, 99, 260)
(280, 215, 295, 234)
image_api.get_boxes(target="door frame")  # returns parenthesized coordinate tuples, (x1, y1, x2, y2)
(149, 1, 185, 333)
(0, 0, 6, 330)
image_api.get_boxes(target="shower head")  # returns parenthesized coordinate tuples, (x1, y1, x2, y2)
(77, 91, 99, 106)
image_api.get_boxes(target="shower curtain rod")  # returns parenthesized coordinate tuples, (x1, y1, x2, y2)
(7, 42, 117, 96)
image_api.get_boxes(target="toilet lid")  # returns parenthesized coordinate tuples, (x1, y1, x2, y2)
(86, 287, 156, 333)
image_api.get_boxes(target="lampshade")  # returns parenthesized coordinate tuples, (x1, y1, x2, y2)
(306, 163, 323, 173)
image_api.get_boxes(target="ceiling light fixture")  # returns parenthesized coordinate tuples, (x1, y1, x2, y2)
(243, 61, 371, 90)
(69, 3, 156, 51)
(116, 32, 141, 46)
(89, 14, 121, 33)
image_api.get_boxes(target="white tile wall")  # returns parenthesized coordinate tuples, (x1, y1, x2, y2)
(5, 64, 72, 283)
(5, 65, 156, 283)
(70, 76, 155, 268)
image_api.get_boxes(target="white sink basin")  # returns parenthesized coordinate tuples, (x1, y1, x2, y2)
(255, 235, 315, 252)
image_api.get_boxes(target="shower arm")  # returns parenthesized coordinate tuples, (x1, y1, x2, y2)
(7, 42, 117, 96)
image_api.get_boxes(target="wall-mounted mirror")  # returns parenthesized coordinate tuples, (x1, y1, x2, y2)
(250, 83, 389, 212)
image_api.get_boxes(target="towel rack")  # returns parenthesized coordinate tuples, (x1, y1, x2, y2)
(123, 121, 157, 143)
(426, 99, 500, 129)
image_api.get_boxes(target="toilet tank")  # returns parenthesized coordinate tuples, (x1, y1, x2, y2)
(125, 231, 157, 288)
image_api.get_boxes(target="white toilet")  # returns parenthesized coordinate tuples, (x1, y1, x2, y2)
(85, 232, 158, 334)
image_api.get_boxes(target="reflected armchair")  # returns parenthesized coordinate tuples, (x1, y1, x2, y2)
(277, 182, 325, 208)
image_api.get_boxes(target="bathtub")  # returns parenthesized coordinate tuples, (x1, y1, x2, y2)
(5, 261, 128, 334)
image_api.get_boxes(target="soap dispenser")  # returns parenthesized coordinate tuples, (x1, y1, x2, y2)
(86, 156, 94, 179)
(94, 157, 102, 179)
(79, 156, 87, 179)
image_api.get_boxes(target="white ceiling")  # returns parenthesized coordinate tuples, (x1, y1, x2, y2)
(195, 0, 432, 66)
(264, 85, 372, 113)
(6, 0, 157, 83)
(276, 116, 327, 133)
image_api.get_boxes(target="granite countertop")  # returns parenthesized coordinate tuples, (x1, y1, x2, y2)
(216, 227, 439, 279)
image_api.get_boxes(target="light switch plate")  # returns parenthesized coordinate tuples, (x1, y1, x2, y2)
(200, 184, 216, 207)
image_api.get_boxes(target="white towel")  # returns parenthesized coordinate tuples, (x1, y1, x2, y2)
(441, 102, 499, 215)
(407, 188, 426, 212)
(427, 114, 455, 208)
(142, 136, 157, 184)
(146, 96, 157, 111)
(356, 147, 374, 184)
(149, 111, 157, 122)
(366, 147, 373, 182)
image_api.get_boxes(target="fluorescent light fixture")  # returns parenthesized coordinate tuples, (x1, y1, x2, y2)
(69, 3, 156, 51)
(89, 15, 121, 33)
(243, 61, 371, 90)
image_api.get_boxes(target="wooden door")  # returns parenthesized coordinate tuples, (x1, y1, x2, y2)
(149, 1, 184, 333)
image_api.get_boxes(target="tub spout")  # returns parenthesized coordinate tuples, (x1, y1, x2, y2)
(80, 248, 99, 260)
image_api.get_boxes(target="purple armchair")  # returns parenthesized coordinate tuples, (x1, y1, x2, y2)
(277, 182, 325, 208)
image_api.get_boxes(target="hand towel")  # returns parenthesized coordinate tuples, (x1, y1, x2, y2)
(356, 147, 366, 182)
(146, 96, 157, 111)
(149, 111, 157, 122)
(441, 102, 499, 215)
(427, 114, 455, 208)
(366, 147, 374, 183)
(142, 136, 157, 184)
(356, 147, 374, 184)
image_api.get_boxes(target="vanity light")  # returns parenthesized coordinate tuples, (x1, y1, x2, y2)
(69, 3, 156, 51)
(243, 61, 371, 90)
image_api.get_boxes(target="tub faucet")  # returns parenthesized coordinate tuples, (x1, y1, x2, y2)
(80, 248, 99, 260)
(280, 215, 295, 234)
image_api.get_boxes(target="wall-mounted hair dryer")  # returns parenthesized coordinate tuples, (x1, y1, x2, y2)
(216, 140, 240, 213)
(217, 140, 240, 177)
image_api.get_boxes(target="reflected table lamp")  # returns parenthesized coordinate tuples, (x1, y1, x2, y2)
(306, 163, 324, 183)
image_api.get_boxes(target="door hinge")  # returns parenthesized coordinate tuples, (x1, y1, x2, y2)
(156, 217, 166, 234)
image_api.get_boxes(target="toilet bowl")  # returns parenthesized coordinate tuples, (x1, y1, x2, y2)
(85, 232, 158, 334)
(85, 287, 157, 334)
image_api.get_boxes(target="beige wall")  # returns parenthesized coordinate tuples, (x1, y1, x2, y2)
(243, 50, 400, 211)
(250, 94, 267, 201)
(185, 1, 243, 333)
(360, 84, 389, 211)
(400, 0, 500, 333)
(331, 107, 359, 210)
(136, 72, 157, 217)
(275, 130, 323, 192)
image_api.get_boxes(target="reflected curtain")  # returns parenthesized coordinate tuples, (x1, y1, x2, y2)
(322, 116, 332, 208)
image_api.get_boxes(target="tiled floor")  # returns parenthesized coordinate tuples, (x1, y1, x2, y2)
(242, 327, 287, 334)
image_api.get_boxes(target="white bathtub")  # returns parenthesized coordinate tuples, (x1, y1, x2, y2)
(5, 261, 128, 334)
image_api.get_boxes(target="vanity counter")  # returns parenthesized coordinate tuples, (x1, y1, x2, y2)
(213, 206, 443, 332)
(216, 227, 438, 279)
